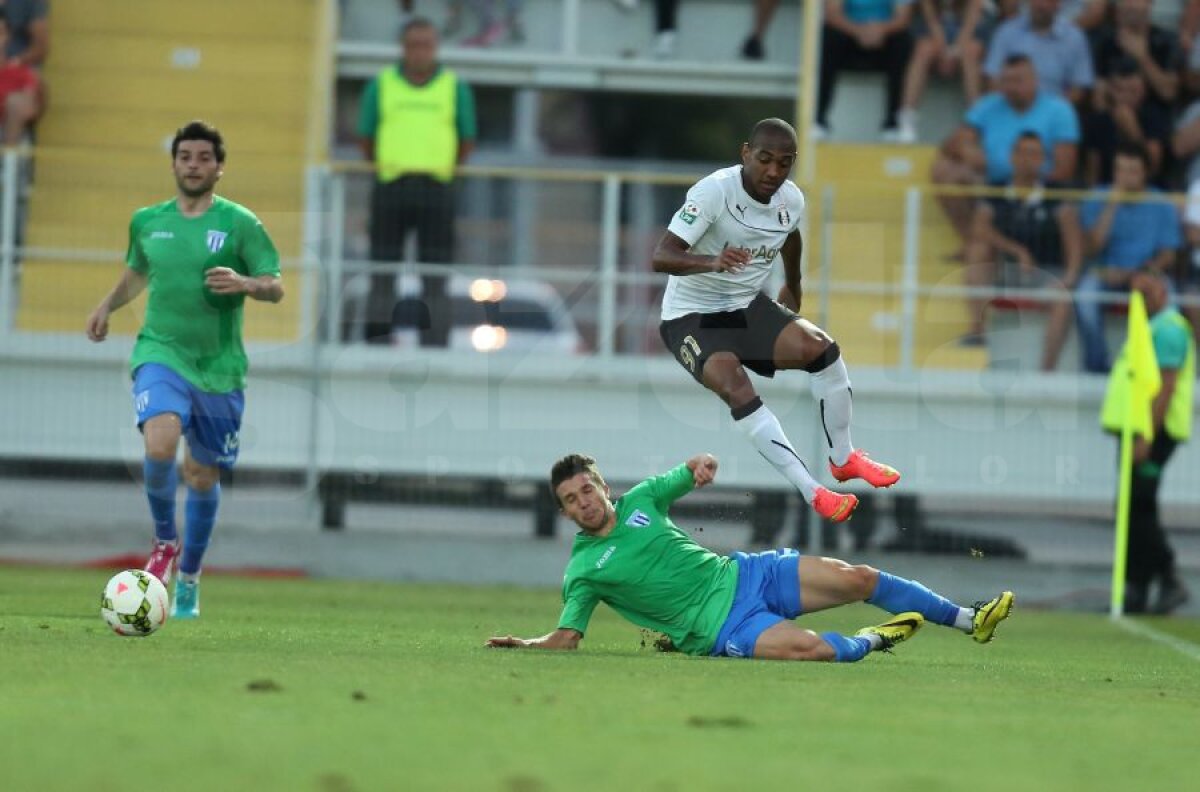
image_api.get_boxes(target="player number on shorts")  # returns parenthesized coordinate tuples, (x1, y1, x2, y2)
(679, 335, 702, 372)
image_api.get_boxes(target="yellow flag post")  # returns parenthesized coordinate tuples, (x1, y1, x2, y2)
(1105, 290, 1161, 618)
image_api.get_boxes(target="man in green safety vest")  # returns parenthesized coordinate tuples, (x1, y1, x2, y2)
(357, 16, 477, 346)
(1101, 269, 1194, 614)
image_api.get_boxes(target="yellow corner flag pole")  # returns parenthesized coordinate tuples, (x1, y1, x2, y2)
(1107, 290, 1161, 619)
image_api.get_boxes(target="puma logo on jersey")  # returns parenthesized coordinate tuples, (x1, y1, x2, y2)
(735, 204, 746, 218)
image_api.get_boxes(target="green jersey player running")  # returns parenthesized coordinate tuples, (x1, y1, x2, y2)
(86, 120, 284, 619)
(487, 453, 1013, 661)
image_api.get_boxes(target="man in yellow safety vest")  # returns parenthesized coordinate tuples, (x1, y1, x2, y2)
(357, 16, 477, 346)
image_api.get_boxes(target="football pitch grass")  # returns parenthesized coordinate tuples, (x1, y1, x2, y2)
(3, 565, 1198, 792)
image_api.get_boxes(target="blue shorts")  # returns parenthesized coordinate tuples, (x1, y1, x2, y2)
(132, 363, 245, 469)
(711, 549, 803, 658)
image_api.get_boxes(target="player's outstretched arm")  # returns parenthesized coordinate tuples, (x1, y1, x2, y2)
(486, 628, 582, 651)
(86, 269, 147, 342)
(686, 453, 718, 489)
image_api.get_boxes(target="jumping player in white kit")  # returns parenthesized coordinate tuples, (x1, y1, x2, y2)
(653, 118, 898, 522)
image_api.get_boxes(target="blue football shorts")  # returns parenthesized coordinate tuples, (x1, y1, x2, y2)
(132, 363, 245, 469)
(711, 548, 803, 658)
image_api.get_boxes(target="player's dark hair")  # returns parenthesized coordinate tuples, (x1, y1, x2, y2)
(550, 453, 603, 506)
(1114, 140, 1150, 171)
(749, 117, 798, 149)
(171, 120, 226, 163)
(1003, 54, 1033, 69)
(401, 16, 435, 38)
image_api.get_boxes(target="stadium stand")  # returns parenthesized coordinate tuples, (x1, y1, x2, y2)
(15, 0, 333, 340)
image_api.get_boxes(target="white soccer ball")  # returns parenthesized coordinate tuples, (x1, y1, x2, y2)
(100, 569, 169, 636)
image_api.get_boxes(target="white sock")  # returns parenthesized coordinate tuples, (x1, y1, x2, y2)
(734, 401, 820, 502)
(954, 606, 974, 633)
(863, 632, 883, 650)
(809, 354, 854, 466)
(180, 572, 200, 584)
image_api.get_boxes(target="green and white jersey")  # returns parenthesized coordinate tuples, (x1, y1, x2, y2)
(125, 196, 281, 393)
(557, 465, 740, 656)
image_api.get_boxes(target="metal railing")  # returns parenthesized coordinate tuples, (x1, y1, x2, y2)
(2, 148, 1197, 374)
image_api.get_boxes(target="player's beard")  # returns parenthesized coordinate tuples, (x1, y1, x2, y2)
(176, 173, 218, 199)
(589, 503, 613, 532)
(580, 502, 611, 533)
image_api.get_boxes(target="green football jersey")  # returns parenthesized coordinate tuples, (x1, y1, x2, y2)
(125, 196, 281, 393)
(557, 464, 740, 656)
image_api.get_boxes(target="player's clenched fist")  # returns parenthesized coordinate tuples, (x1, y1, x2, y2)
(711, 246, 751, 274)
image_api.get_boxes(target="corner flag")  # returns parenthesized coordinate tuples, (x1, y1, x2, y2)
(1101, 291, 1161, 618)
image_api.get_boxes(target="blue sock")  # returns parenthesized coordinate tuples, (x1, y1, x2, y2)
(180, 484, 220, 576)
(143, 457, 178, 543)
(821, 632, 872, 662)
(868, 571, 961, 627)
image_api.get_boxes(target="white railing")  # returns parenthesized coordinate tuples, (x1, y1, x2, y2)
(3, 149, 1199, 516)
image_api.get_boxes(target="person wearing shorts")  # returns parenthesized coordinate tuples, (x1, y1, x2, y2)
(487, 454, 1015, 661)
(652, 117, 901, 525)
(86, 121, 283, 619)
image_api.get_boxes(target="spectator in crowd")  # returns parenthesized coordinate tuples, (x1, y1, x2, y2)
(1181, 180, 1200, 347)
(1100, 268, 1193, 615)
(1091, 0, 1180, 113)
(932, 55, 1080, 247)
(962, 132, 1083, 370)
(983, 0, 1093, 103)
(1, 0, 47, 130)
(993, 0, 1021, 21)
(896, 0, 989, 143)
(1, 0, 47, 68)
(611, 0, 680, 59)
(1060, 0, 1110, 32)
(460, 0, 525, 46)
(1077, 143, 1181, 372)
(1081, 57, 1170, 186)
(1183, 29, 1200, 99)
(356, 17, 477, 346)
(1172, 95, 1200, 186)
(1180, 0, 1200, 58)
(741, 0, 781, 60)
(817, 0, 915, 140)
(0, 10, 40, 145)
(1173, 95, 1200, 184)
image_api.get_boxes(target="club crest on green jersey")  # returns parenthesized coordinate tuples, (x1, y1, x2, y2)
(625, 510, 651, 528)
(206, 230, 228, 252)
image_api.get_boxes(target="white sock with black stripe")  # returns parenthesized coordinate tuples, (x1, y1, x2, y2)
(809, 349, 854, 467)
(733, 398, 820, 503)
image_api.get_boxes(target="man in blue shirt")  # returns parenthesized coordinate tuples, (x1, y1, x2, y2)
(817, 0, 915, 138)
(1077, 142, 1182, 373)
(932, 55, 1080, 246)
(984, 0, 1094, 103)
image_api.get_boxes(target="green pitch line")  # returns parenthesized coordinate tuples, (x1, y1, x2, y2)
(1, 565, 1197, 792)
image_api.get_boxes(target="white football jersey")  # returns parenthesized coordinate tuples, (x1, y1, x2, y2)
(660, 165, 805, 320)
